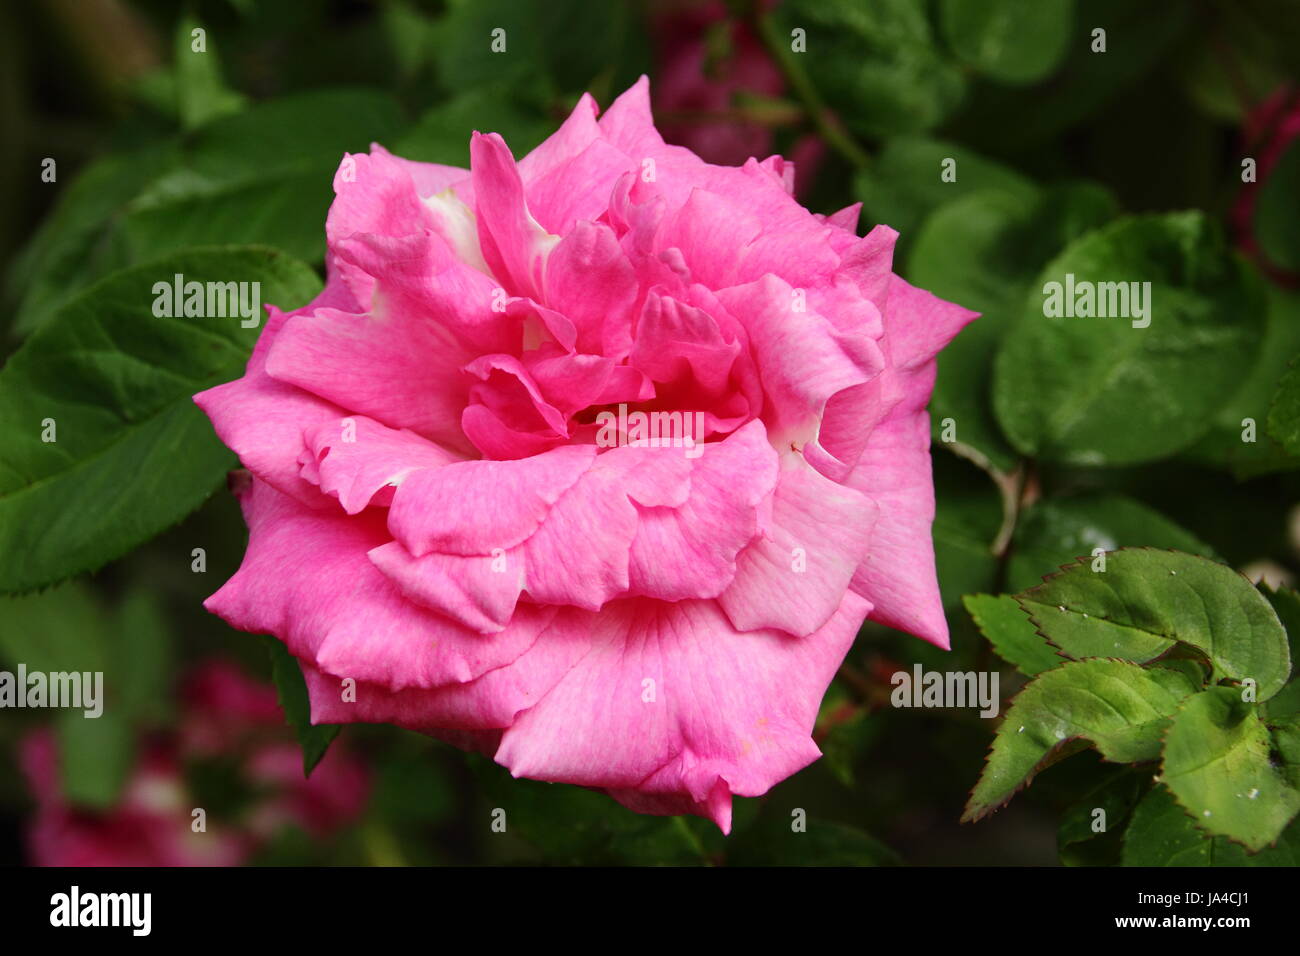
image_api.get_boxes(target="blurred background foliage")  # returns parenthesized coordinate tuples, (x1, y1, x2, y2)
(1, 0, 1299, 866)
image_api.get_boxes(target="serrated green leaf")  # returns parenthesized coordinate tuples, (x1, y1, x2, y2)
(940, 0, 1075, 86)
(1123, 782, 1300, 866)
(1161, 687, 1300, 851)
(964, 659, 1199, 820)
(1007, 493, 1219, 593)
(0, 246, 321, 593)
(1017, 550, 1290, 698)
(964, 593, 1062, 676)
(993, 212, 1266, 466)
(266, 637, 340, 777)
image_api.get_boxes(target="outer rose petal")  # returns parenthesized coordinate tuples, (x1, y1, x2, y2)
(299, 414, 461, 514)
(300, 606, 593, 732)
(206, 479, 547, 690)
(718, 451, 877, 637)
(193, 262, 362, 507)
(846, 277, 979, 649)
(494, 591, 871, 833)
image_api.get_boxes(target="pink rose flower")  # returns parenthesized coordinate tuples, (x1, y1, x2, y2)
(20, 662, 370, 866)
(195, 78, 975, 832)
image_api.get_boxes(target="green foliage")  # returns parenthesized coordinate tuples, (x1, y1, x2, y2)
(0, 247, 320, 593)
(266, 638, 340, 777)
(993, 213, 1266, 466)
(972, 551, 1300, 862)
(939, 0, 1075, 86)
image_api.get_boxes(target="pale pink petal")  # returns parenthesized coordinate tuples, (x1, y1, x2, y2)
(494, 591, 872, 832)
(299, 415, 461, 514)
(206, 479, 545, 690)
(719, 452, 877, 637)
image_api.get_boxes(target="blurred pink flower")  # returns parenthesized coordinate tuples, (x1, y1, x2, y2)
(652, 1, 825, 196)
(20, 661, 370, 866)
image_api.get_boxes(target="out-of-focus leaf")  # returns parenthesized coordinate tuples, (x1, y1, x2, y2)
(964, 659, 1199, 820)
(1058, 768, 1144, 866)
(1190, 285, 1300, 477)
(175, 14, 246, 131)
(855, 137, 1034, 242)
(726, 816, 900, 866)
(394, 87, 551, 166)
(471, 758, 709, 865)
(774, 0, 965, 140)
(993, 213, 1266, 466)
(1261, 586, 1300, 719)
(940, 0, 1075, 86)
(1018, 550, 1289, 696)
(963, 593, 1062, 677)
(56, 708, 134, 809)
(0, 583, 108, 674)
(8, 147, 179, 336)
(1267, 355, 1300, 456)
(114, 589, 174, 725)
(1161, 687, 1300, 851)
(1007, 493, 1219, 593)
(913, 183, 1118, 472)
(0, 246, 321, 593)
(1257, 139, 1300, 273)
(266, 637, 340, 777)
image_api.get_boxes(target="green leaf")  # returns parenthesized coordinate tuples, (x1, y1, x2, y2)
(8, 146, 179, 336)
(0, 583, 109, 674)
(0, 246, 321, 593)
(855, 137, 1035, 243)
(469, 756, 709, 865)
(1123, 783, 1300, 866)
(964, 593, 1062, 677)
(913, 184, 1119, 472)
(1058, 769, 1145, 866)
(1161, 687, 1300, 851)
(113, 590, 174, 725)
(992, 212, 1266, 466)
(1018, 550, 1290, 697)
(1006, 493, 1219, 593)
(56, 707, 134, 809)
(394, 88, 551, 166)
(120, 89, 405, 268)
(175, 15, 246, 131)
(1188, 284, 1300, 477)
(1256, 138, 1300, 273)
(964, 659, 1199, 820)
(1266, 355, 1300, 456)
(940, 0, 1075, 86)
(1261, 586, 1300, 719)
(726, 816, 900, 867)
(12, 89, 402, 334)
(776, 0, 966, 140)
(266, 637, 340, 777)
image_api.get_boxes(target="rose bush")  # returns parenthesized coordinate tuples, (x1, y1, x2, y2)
(195, 78, 975, 831)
